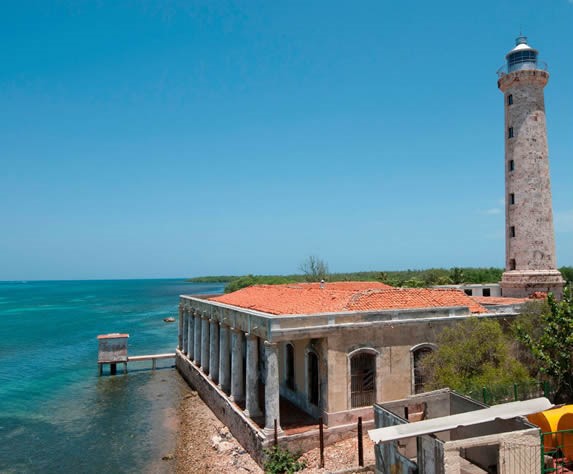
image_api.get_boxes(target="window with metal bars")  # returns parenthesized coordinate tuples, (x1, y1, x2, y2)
(350, 352, 376, 408)
(413, 347, 433, 394)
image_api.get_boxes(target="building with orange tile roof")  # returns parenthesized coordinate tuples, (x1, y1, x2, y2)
(212, 284, 487, 315)
(174, 280, 525, 460)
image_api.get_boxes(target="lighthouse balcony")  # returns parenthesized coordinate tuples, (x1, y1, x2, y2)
(497, 59, 548, 77)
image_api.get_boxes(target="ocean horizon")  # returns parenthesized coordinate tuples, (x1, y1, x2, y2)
(0, 279, 224, 473)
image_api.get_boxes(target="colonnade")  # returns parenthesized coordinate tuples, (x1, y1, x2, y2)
(179, 305, 281, 434)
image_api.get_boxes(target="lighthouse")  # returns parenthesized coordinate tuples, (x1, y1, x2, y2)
(497, 35, 565, 298)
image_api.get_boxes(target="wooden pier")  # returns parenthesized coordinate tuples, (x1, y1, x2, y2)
(97, 333, 175, 375)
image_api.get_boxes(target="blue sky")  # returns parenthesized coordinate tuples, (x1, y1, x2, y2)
(1, 1, 572, 280)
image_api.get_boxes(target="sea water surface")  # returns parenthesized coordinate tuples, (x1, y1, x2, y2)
(0, 279, 224, 473)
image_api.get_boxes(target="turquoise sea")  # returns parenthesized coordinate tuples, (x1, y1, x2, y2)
(0, 279, 224, 473)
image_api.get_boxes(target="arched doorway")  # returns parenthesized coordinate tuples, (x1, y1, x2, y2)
(350, 351, 376, 408)
(412, 345, 434, 394)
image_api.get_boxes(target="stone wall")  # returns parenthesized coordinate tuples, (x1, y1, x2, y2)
(324, 317, 477, 415)
(498, 69, 565, 298)
(175, 351, 267, 464)
(177, 349, 373, 464)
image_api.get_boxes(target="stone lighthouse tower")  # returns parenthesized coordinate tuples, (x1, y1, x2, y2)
(498, 35, 564, 298)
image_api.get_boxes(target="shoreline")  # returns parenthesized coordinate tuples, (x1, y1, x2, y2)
(174, 381, 262, 473)
(172, 371, 375, 473)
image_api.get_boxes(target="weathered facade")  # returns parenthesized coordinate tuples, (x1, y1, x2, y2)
(497, 36, 565, 298)
(176, 283, 522, 458)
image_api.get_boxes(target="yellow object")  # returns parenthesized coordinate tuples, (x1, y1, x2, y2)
(527, 405, 573, 452)
(556, 412, 573, 460)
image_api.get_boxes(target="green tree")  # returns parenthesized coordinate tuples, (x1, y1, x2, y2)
(402, 278, 425, 288)
(224, 275, 257, 293)
(516, 290, 573, 403)
(449, 267, 465, 284)
(422, 318, 531, 395)
(560, 266, 573, 285)
(299, 256, 329, 282)
(376, 272, 389, 283)
(510, 299, 550, 378)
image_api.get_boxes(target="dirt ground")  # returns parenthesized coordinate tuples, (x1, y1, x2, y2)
(174, 387, 375, 474)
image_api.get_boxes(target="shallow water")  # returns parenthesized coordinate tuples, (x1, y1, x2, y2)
(0, 279, 224, 473)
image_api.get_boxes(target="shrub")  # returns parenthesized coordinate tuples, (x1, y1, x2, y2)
(263, 445, 306, 474)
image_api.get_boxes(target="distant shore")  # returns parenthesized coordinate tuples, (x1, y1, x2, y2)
(186, 266, 572, 294)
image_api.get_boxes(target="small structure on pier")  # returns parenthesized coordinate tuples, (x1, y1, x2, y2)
(97, 333, 129, 375)
(97, 333, 176, 375)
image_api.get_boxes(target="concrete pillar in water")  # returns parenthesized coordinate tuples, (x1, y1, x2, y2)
(264, 341, 282, 435)
(201, 315, 210, 373)
(218, 324, 231, 394)
(230, 328, 245, 403)
(209, 319, 219, 382)
(245, 333, 262, 418)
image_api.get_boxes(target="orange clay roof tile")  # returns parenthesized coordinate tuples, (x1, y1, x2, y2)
(471, 296, 528, 305)
(210, 282, 487, 315)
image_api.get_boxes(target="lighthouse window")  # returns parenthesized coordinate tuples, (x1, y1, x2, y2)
(509, 259, 516, 271)
(507, 94, 513, 106)
(510, 193, 515, 205)
(508, 127, 514, 138)
(509, 160, 515, 171)
(510, 226, 516, 238)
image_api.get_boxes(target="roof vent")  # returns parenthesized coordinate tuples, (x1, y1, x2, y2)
(515, 35, 528, 46)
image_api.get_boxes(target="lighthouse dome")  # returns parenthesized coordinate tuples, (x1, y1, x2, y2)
(506, 35, 539, 73)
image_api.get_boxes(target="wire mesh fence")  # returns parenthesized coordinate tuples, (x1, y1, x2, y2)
(502, 441, 542, 474)
(541, 430, 573, 474)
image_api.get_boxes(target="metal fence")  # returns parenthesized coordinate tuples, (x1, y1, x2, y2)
(541, 429, 573, 473)
(465, 381, 553, 406)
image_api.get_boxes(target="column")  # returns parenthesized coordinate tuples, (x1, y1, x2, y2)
(193, 311, 202, 365)
(264, 341, 282, 434)
(245, 333, 262, 418)
(177, 303, 184, 351)
(182, 308, 189, 355)
(187, 310, 194, 358)
(230, 328, 245, 403)
(209, 319, 219, 382)
(201, 314, 210, 373)
(219, 324, 231, 394)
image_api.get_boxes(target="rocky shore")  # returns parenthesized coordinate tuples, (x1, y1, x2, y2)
(175, 389, 262, 473)
(174, 384, 375, 473)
